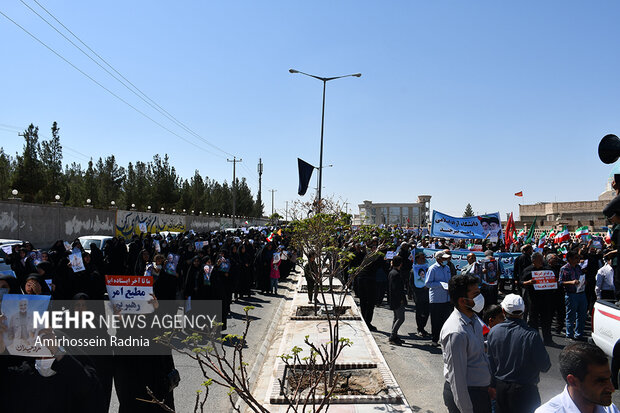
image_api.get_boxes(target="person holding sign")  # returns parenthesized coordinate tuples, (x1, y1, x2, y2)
(521, 252, 556, 345)
(426, 251, 453, 346)
(559, 250, 588, 341)
(412, 252, 431, 337)
(480, 251, 500, 310)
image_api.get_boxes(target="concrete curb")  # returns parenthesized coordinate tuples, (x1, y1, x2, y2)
(233, 273, 298, 411)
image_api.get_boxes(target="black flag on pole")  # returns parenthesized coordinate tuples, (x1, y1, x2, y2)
(297, 158, 315, 196)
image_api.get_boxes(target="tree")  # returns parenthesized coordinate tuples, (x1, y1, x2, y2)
(463, 203, 475, 217)
(151, 154, 179, 211)
(0, 148, 14, 200)
(189, 171, 205, 214)
(12, 124, 43, 202)
(235, 178, 255, 217)
(177, 179, 192, 212)
(253, 199, 264, 218)
(81, 159, 97, 206)
(95, 155, 125, 208)
(63, 162, 84, 206)
(39, 122, 64, 202)
(122, 162, 139, 210)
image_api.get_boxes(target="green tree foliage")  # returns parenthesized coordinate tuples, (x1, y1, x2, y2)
(0, 148, 14, 199)
(5, 122, 263, 216)
(463, 203, 475, 217)
(39, 122, 64, 202)
(12, 124, 43, 202)
(95, 155, 125, 208)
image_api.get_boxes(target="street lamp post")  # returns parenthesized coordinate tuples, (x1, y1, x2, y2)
(289, 69, 361, 210)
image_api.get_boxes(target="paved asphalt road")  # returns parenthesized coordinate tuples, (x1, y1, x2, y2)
(366, 298, 620, 413)
(108, 273, 298, 412)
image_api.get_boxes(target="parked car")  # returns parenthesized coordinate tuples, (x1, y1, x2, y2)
(78, 235, 113, 254)
(592, 299, 620, 387)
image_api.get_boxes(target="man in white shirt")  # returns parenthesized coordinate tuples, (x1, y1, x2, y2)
(596, 254, 615, 300)
(536, 342, 618, 413)
(440, 274, 491, 413)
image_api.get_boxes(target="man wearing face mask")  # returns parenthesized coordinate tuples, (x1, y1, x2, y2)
(440, 274, 491, 413)
(487, 294, 551, 413)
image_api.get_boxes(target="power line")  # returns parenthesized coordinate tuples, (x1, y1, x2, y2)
(0, 9, 226, 159)
(0, 124, 91, 162)
(23, 0, 235, 159)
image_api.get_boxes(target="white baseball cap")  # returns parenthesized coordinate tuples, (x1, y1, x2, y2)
(501, 294, 525, 315)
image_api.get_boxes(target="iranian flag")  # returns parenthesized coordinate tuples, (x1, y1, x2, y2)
(517, 229, 526, 238)
(266, 232, 275, 242)
(537, 232, 547, 248)
(554, 226, 570, 243)
(575, 226, 589, 238)
(548, 229, 557, 240)
(558, 245, 568, 256)
(606, 227, 613, 244)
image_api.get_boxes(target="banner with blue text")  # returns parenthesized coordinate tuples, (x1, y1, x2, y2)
(430, 211, 503, 240)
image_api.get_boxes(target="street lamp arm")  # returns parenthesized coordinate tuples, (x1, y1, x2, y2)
(325, 73, 362, 81)
(289, 69, 362, 82)
(289, 69, 327, 81)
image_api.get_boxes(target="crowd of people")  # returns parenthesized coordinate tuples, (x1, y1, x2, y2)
(0, 228, 297, 412)
(1, 215, 620, 412)
(333, 225, 619, 413)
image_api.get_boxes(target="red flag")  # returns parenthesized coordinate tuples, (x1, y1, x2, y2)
(505, 212, 516, 250)
(514, 191, 523, 197)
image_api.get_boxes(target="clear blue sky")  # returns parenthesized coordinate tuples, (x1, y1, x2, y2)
(2, 1, 620, 219)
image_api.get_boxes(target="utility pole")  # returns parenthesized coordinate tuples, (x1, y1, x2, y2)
(227, 157, 242, 227)
(344, 202, 349, 215)
(269, 189, 277, 216)
(257, 158, 263, 216)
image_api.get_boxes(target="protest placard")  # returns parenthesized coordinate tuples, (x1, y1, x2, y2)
(385, 251, 396, 260)
(105, 275, 154, 314)
(153, 239, 161, 253)
(1, 294, 52, 357)
(204, 264, 213, 284)
(138, 222, 148, 233)
(431, 211, 503, 240)
(531, 270, 557, 290)
(1, 245, 13, 255)
(577, 274, 586, 293)
(29, 251, 43, 266)
(194, 241, 204, 251)
(413, 263, 429, 288)
(69, 249, 85, 272)
(418, 248, 520, 280)
(165, 254, 180, 274)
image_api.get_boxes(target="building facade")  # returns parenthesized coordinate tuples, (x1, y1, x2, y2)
(358, 195, 431, 227)
(518, 163, 618, 232)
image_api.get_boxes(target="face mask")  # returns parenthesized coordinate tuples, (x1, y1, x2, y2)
(467, 294, 485, 313)
(0, 288, 8, 300)
(35, 358, 57, 377)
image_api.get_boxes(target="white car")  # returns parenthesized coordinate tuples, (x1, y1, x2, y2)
(78, 235, 113, 254)
(592, 299, 620, 387)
